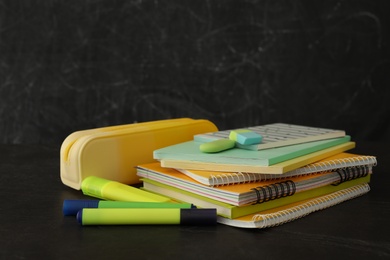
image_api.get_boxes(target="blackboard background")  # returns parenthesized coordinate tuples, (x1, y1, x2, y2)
(1, 0, 389, 145)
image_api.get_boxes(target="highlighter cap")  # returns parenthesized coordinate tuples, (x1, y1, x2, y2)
(63, 199, 99, 216)
(180, 208, 217, 225)
(81, 176, 110, 199)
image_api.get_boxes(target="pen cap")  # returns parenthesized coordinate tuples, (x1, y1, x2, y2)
(180, 209, 217, 225)
(63, 200, 99, 216)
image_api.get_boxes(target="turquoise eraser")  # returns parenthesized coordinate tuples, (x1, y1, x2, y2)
(229, 129, 262, 145)
(199, 139, 235, 153)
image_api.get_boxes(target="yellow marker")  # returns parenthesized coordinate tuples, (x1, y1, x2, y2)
(81, 176, 170, 202)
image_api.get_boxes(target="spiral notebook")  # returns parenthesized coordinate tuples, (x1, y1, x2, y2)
(177, 153, 377, 186)
(194, 123, 346, 151)
(141, 175, 371, 219)
(217, 183, 370, 228)
(137, 161, 372, 206)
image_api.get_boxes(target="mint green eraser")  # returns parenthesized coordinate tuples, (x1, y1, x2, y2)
(229, 129, 262, 145)
(199, 139, 235, 153)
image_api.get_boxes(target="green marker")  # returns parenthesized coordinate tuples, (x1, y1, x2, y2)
(77, 208, 217, 225)
(63, 200, 196, 216)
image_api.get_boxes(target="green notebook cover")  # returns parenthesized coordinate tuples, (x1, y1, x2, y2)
(153, 136, 351, 166)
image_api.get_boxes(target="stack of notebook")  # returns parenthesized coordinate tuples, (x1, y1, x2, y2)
(136, 123, 377, 228)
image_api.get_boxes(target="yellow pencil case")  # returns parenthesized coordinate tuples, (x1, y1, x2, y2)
(60, 118, 218, 190)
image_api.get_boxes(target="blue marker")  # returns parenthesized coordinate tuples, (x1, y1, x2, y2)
(63, 199, 195, 216)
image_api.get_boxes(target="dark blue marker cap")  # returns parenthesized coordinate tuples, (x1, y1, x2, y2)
(180, 208, 217, 225)
(63, 199, 99, 216)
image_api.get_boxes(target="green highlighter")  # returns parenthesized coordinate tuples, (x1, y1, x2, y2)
(77, 208, 217, 225)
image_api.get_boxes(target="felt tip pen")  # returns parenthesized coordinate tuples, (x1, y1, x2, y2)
(77, 208, 217, 226)
(81, 176, 170, 203)
(63, 199, 196, 216)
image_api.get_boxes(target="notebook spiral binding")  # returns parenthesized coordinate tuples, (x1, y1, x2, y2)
(210, 172, 266, 187)
(332, 165, 370, 186)
(290, 156, 377, 176)
(251, 180, 296, 204)
(209, 155, 377, 187)
(252, 183, 370, 228)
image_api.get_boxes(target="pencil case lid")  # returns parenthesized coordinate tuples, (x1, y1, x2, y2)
(60, 118, 218, 190)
